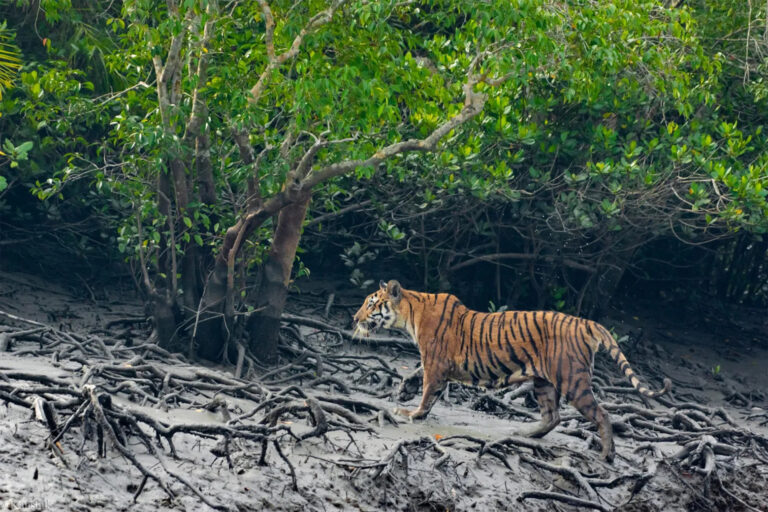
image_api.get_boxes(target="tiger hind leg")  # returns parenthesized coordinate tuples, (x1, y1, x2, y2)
(570, 386, 614, 462)
(520, 377, 561, 438)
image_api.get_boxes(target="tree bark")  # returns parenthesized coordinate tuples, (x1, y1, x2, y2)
(180, 245, 201, 316)
(194, 260, 228, 360)
(151, 293, 178, 350)
(248, 193, 311, 363)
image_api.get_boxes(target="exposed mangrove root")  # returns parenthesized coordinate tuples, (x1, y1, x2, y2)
(2, 307, 767, 511)
(0, 311, 414, 505)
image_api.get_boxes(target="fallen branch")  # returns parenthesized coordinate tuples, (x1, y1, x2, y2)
(0, 326, 47, 351)
(517, 490, 611, 512)
(0, 309, 48, 328)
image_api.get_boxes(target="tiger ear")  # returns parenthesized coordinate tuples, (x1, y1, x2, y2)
(379, 280, 387, 291)
(387, 280, 402, 301)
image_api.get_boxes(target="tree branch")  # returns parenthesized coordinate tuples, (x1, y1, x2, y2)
(184, 0, 218, 144)
(153, 7, 193, 128)
(305, 199, 372, 228)
(301, 58, 493, 189)
(249, 1, 345, 105)
(448, 252, 597, 274)
(219, 48, 511, 266)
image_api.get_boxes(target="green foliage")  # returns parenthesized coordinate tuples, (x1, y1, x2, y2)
(487, 300, 507, 313)
(304, 0, 768, 310)
(2, 0, 768, 315)
(0, 22, 22, 99)
(37, 0, 526, 277)
(1, 139, 33, 168)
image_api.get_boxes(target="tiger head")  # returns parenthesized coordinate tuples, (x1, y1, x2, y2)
(352, 280, 403, 337)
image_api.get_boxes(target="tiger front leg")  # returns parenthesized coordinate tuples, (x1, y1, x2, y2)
(394, 369, 446, 420)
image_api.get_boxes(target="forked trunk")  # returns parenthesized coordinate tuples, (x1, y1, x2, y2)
(248, 194, 311, 363)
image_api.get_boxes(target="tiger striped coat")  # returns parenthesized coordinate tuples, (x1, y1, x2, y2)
(352, 280, 671, 461)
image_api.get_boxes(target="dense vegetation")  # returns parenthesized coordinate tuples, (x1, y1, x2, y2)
(1, 0, 767, 363)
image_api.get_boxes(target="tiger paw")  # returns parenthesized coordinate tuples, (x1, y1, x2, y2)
(513, 427, 547, 440)
(512, 426, 533, 437)
(393, 407, 413, 418)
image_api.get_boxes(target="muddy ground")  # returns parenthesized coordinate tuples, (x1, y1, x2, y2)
(0, 270, 767, 511)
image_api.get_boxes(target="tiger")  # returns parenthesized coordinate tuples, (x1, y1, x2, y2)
(352, 280, 671, 462)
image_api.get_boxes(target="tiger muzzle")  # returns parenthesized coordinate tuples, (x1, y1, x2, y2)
(352, 320, 370, 338)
